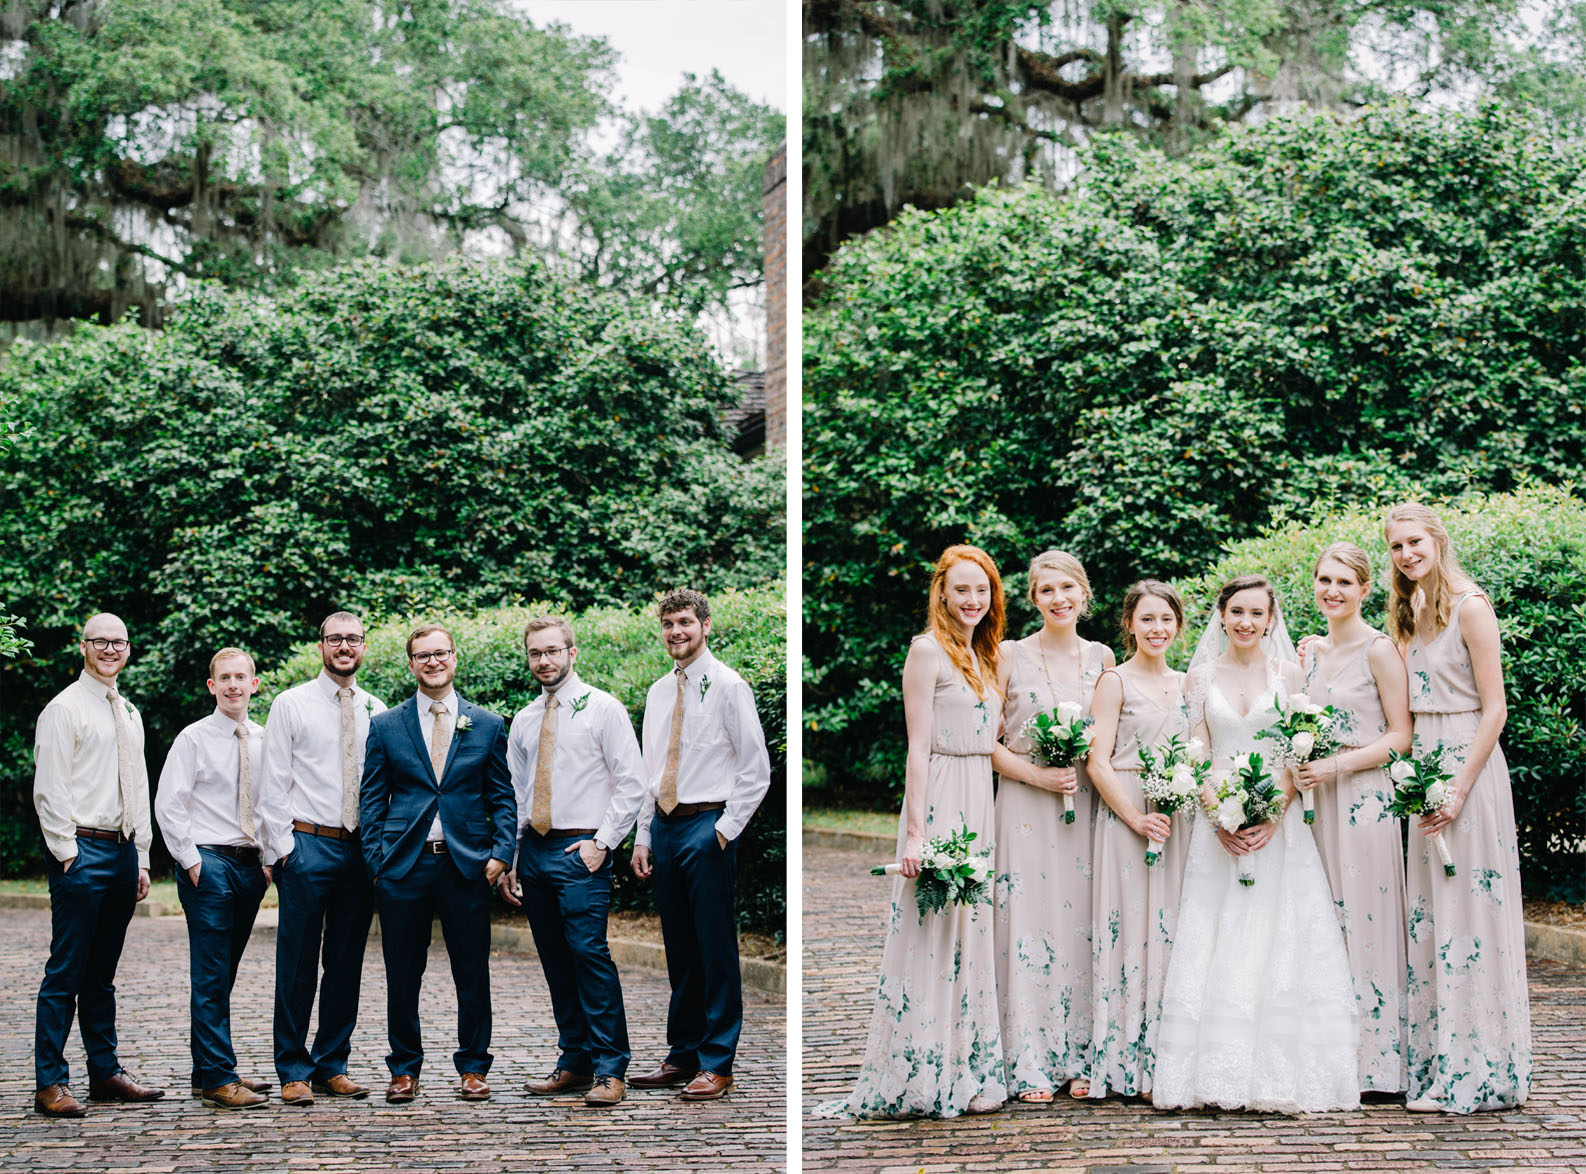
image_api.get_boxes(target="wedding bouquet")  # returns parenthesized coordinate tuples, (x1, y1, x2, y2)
(1383, 742, 1459, 877)
(871, 824, 995, 919)
(1209, 752, 1285, 887)
(1255, 692, 1341, 826)
(1021, 700, 1096, 824)
(1137, 733, 1210, 866)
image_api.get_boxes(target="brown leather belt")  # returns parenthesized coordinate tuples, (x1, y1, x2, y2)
(293, 819, 355, 841)
(657, 801, 726, 819)
(76, 826, 129, 843)
(525, 827, 598, 838)
(200, 843, 262, 863)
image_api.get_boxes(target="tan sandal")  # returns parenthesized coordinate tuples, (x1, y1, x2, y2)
(1067, 1079, 1090, 1099)
(1017, 1088, 1054, 1103)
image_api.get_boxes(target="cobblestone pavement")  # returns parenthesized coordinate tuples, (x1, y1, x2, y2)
(0, 907, 785, 1172)
(803, 840, 1586, 1173)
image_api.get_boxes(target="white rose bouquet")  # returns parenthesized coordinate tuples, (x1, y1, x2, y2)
(1209, 751, 1285, 887)
(1137, 733, 1210, 866)
(1382, 742, 1459, 877)
(1021, 700, 1096, 824)
(871, 824, 996, 919)
(1254, 692, 1341, 826)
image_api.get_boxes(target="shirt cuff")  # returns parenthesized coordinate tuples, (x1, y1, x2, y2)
(173, 847, 201, 871)
(714, 816, 745, 844)
(44, 833, 77, 863)
(137, 849, 151, 870)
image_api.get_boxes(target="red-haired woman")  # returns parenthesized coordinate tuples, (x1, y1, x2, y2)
(1295, 541, 1412, 1096)
(817, 545, 1009, 1118)
(1384, 504, 1530, 1113)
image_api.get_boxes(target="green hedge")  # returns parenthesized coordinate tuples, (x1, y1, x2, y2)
(0, 257, 783, 875)
(804, 102, 1586, 797)
(256, 584, 787, 937)
(1175, 487, 1586, 902)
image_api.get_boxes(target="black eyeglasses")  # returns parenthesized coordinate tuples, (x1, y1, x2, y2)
(526, 646, 570, 663)
(410, 649, 455, 664)
(84, 638, 130, 652)
(322, 634, 365, 648)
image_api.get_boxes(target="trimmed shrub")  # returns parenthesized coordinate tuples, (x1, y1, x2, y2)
(1175, 487, 1586, 901)
(255, 583, 787, 937)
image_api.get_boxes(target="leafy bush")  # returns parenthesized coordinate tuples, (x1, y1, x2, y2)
(253, 584, 787, 937)
(804, 102, 1586, 797)
(0, 257, 783, 875)
(1174, 487, 1586, 902)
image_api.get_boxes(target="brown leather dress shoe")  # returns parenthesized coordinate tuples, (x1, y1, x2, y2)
(87, 1070, 166, 1103)
(459, 1073, 490, 1101)
(627, 1061, 696, 1089)
(190, 1075, 273, 1098)
(34, 1085, 87, 1118)
(585, 1076, 625, 1107)
(679, 1071, 734, 1101)
(385, 1074, 419, 1103)
(280, 1080, 315, 1107)
(524, 1067, 594, 1096)
(202, 1082, 269, 1110)
(312, 1074, 369, 1099)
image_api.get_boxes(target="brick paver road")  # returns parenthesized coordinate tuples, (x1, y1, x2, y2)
(803, 839, 1586, 1173)
(0, 907, 785, 1172)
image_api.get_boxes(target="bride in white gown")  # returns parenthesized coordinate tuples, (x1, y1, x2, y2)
(1153, 575, 1360, 1113)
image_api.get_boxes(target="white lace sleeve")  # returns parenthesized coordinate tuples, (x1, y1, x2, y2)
(1185, 663, 1213, 733)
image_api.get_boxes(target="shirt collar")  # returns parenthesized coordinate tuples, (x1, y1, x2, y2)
(674, 648, 716, 685)
(316, 669, 359, 700)
(544, 670, 584, 704)
(76, 668, 118, 699)
(421, 688, 458, 714)
(206, 707, 254, 733)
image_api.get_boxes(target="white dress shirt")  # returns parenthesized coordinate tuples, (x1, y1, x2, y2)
(256, 671, 386, 864)
(415, 688, 457, 842)
(154, 709, 264, 870)
(507, 671, 647, 861)
(635, 649, 771, 849)
(33, 670, 153, 867)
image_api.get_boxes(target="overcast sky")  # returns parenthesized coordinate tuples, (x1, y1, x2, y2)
(516, 1, 788, 115)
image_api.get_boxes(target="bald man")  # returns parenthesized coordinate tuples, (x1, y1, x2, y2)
(32, 613, 166, 1117)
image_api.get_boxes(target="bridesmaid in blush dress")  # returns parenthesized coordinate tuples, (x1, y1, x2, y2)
(1082, 580, 1190, 1101)
(991, 551, 1113, 1103)
(816, 545, 1009, 1119)
(1384, 504, 1531, 1114)
(1295, 541, 1412, 1096)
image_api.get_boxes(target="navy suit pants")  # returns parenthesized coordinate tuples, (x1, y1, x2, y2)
(177, 847, 268, 1089)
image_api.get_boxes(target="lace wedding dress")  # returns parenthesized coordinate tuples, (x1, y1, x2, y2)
(1151, 659, 1360, 1113)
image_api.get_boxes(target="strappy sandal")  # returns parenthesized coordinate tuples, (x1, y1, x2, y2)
(1067, 1079, 1091, 1099)
(1017, 1088, 1054, 1103)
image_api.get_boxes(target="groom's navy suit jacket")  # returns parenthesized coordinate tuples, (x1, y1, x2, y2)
(359, 693, 516, 883)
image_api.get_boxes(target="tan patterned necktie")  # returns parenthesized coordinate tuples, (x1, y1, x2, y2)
(657, 667, 687, 815)
(338, 687, 360, 830)
(106, 686, 136, 839)
(235, 723, 256, 841)
(428, 700, 452, 782)
(530, 694, 559, 835)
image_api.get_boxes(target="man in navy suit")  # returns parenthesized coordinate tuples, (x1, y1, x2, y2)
(359, 624, 516, 1104)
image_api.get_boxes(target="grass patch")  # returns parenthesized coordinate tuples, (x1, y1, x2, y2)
(1, 876, 279, 909)
(802, 807, 897, 838)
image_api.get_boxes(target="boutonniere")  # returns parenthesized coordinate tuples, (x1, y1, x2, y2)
(571, 691, 591, 716)
(700, 675, 712, 702)
(364, 698, 374, 717)
(455, 715, 474, 734)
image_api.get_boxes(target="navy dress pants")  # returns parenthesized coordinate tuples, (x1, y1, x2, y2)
(35, 836, 137, 1089)
(519, 830, 629, 1078)
(177, 847, 268, 1089)
(273, 832, 373, 1084)
(650, 810, 741, 1077)
(375, 850, 493, 1078)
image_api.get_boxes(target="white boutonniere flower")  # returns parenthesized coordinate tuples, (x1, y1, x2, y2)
(700, 675, 712, 702)
(571, 691, 591, 716)
(456, 715, 474, 734)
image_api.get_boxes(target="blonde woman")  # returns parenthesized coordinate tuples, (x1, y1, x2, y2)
(1384, 504, 1530, 1113)
(991, 551, 1113, 1103)
(1082, 580, 1188, 1101)
(1295, 542, 1412, 1096)
(817, 545, 1009, 1119)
